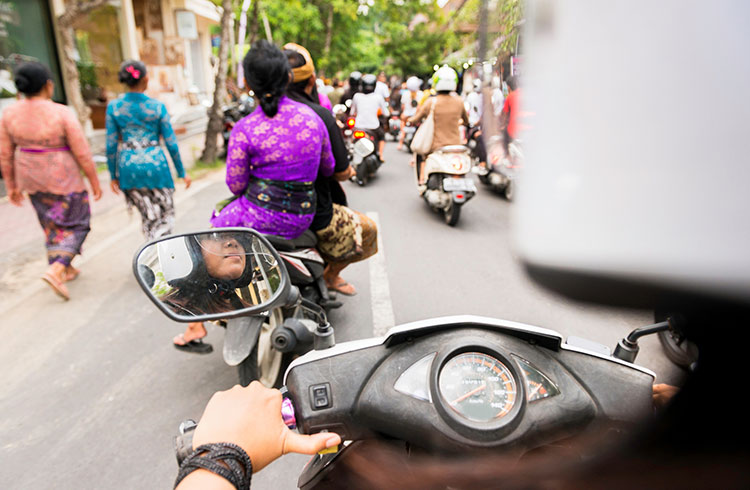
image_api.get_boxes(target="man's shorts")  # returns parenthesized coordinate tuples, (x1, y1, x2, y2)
(315, 204, 378, 264)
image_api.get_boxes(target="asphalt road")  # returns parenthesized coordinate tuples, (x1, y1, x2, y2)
(0, 141, 683, 489)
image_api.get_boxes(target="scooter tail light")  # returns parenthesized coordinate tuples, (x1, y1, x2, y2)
(346, 117, 356, 128)
(353, 130, 366, 139)
(456, 194, 464, 199)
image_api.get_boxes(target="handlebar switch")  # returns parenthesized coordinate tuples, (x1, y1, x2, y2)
(310, 383, 332, 410)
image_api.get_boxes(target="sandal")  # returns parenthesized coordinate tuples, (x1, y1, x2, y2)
(173, 333, 213, 354)
(326, 277, 357, 296)
(42, 272, 70, 301)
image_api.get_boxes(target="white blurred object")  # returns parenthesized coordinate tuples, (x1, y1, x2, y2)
(513, 0, 750, 303)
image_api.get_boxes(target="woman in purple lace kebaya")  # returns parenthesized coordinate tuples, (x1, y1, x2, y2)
(175, 40, 334, 354)
(209, 40, 335, 239)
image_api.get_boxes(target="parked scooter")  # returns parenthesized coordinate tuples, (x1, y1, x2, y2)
(349, 129, 381, 186)
(474, 138, 522, 201)
(172, 251, 670, 489)
(133, 229, 338, 389)
(218, 95, 255, 159)
(418, 145, 477, 226)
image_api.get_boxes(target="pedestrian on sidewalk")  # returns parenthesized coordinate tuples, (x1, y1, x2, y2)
(0, 61, 103, 301)
(106, 60, 191, 241)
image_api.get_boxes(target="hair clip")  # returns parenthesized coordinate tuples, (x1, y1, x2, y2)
(126, 65, 141, 80)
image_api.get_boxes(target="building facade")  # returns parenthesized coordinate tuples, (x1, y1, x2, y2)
(0, 0, 220, 129)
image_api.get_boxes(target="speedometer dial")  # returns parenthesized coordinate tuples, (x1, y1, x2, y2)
(438, 352, 518, 422)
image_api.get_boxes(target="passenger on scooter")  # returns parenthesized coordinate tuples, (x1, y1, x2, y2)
(397, 76, 423, 151)
(499, 75, 522, 153)
(407, 65, 469, 186)
(283, 44, 379, 296)
(173, 41, 335, 353)
(351, 74, 390, 162)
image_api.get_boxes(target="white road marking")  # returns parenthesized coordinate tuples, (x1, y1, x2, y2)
(367, 211, 395, 337)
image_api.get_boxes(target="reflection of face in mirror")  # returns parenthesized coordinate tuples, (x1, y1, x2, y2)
(198, 234, 247, 281)
(138, 232, 283, 318)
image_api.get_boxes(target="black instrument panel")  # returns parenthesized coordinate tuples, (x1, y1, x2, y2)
(286, 326, 653, 453)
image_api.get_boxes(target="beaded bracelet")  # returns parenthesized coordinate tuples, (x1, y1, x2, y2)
(174, 442, 252, 490)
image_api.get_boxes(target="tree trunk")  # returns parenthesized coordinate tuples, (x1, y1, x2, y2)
(200, 0, 233, 164)
(321, 5, 333, 77)
(249, 0, 259, 45)
(57, 0, 110, 130)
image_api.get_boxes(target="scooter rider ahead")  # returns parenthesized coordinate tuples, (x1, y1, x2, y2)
(340, 71, 361, 106)
(407, 65, 469, 186)
(350, 74, 390, 162)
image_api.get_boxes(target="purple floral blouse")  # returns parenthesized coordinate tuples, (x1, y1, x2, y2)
(210, 96, 335, 239)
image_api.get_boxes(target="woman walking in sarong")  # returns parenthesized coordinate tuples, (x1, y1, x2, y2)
(0, 62, 103, 300)
(106, 60, 191, 241)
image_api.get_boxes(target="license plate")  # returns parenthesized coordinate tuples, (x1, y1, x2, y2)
(443, 177, 476, 192)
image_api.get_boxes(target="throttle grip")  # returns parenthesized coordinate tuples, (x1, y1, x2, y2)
(173, 391, 297, 466)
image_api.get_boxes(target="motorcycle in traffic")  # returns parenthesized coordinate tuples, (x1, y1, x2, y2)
(474, 138, 522, 201)
(348, 128, 381, 186)
(171, 240, 669, 489)
(418, 145, 477, 226)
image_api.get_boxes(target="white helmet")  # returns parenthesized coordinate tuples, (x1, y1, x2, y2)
(512, 3, 750, 307)
(406, 76, 422, 92)
(431, 65, 458, 92)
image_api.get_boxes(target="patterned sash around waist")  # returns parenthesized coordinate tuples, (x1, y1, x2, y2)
(19, 146, 71, 153)
(244, 177, 316, 215)
(121, 140, 160, 150)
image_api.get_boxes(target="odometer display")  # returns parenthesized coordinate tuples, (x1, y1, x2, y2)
(438, 352, 518, 422)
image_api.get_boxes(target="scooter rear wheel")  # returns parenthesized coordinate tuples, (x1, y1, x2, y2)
(444, 200, 462, 226)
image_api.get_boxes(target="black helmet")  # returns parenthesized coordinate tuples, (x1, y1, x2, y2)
(158, 233, 257, 297)
(361, 73, 377, 94)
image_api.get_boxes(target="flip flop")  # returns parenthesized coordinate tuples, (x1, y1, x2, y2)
(42, 272, 70, 301)
(326, 278, 357, 296)
(173, 333, 213, 354)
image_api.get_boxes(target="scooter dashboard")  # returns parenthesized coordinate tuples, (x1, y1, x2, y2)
(284, 316, 653, 453)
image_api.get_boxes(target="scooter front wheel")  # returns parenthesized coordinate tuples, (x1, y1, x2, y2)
(237, 309, 290, 388)
(444, 199, 462, 226)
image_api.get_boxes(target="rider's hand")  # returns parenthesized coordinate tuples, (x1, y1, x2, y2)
(183, 175, 192, 190)
(192, 382, 342, 472)
(110, 179, 120, 195)
(652, 383, 679, 410)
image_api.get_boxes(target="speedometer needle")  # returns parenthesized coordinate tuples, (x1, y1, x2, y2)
(451, 384, 486, 404)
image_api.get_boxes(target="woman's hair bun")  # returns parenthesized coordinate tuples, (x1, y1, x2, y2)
(14, 62, 52, 95)
(243, 40, 290, 118)
(118, 60, 147, 87)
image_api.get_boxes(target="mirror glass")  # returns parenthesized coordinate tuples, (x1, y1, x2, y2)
(135, 231, 284, 319)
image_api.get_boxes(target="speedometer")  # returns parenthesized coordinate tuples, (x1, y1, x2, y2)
(438, 352, 518, 422)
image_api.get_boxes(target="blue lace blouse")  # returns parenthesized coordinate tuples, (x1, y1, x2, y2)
(105, 93, 185, 190)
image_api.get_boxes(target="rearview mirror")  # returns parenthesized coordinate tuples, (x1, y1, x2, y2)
(133, 229, 289, 322)
(333, 104, 347, 115)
